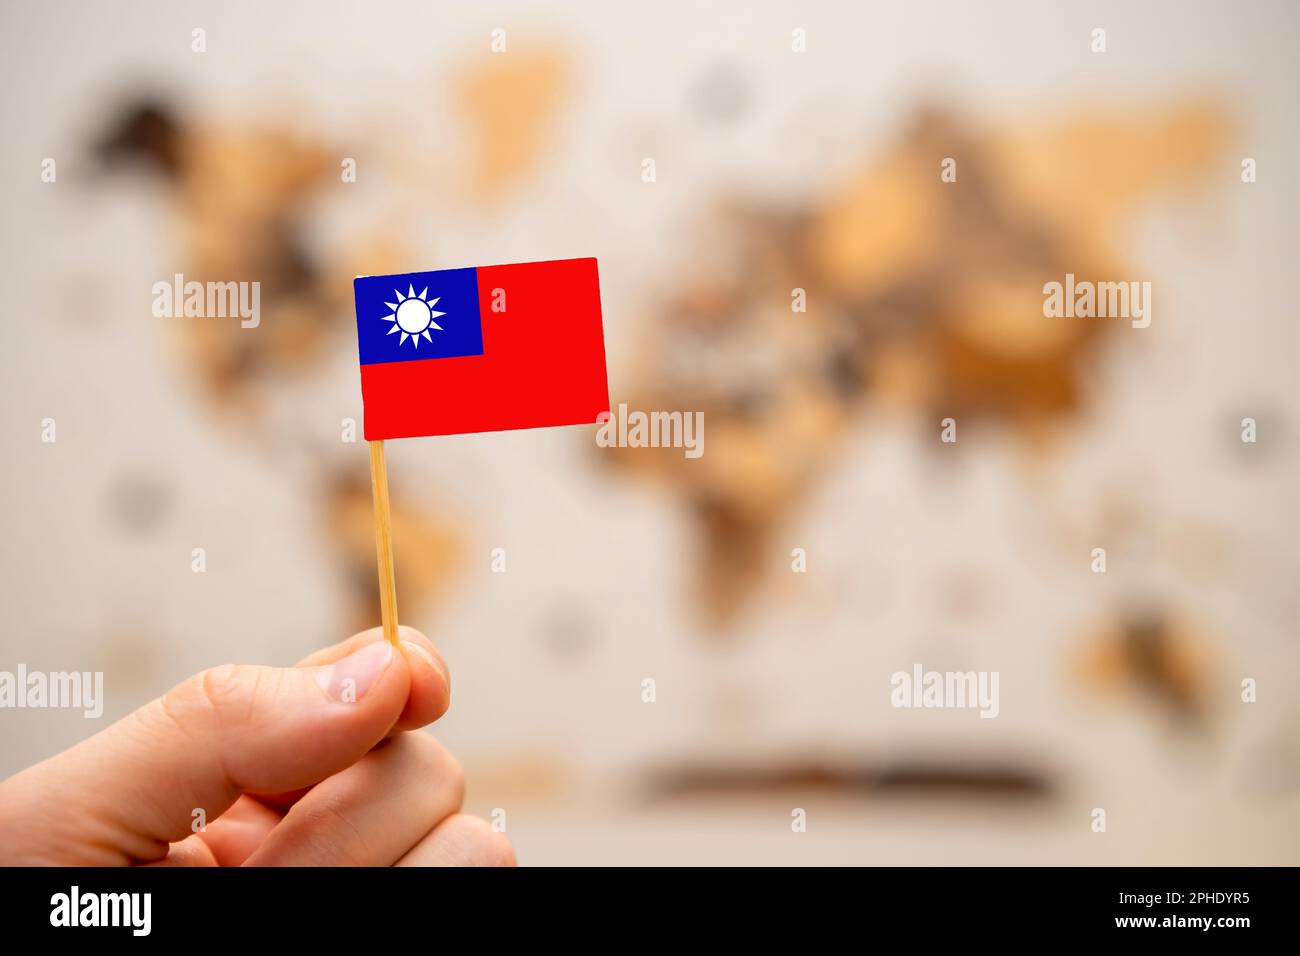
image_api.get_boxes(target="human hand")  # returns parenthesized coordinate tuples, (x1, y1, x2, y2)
(0, 627, 514, 867)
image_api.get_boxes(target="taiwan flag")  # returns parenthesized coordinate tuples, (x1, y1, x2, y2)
(354, 257, 610, 440)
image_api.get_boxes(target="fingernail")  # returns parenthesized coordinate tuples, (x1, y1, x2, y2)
(316, 641, 393, 703)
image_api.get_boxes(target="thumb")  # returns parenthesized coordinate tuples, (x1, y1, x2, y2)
(0, 639, 409, 865)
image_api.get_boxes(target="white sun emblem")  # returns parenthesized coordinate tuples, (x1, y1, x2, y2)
(381, 284, 445, 348)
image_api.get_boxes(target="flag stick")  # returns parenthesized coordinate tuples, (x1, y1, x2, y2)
(368, 439, 400, 646)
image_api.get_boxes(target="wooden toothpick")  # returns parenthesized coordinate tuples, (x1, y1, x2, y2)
(368, 439, 400, 646)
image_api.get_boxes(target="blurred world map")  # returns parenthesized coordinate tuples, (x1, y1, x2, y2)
(2, 1, 1297, 865)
